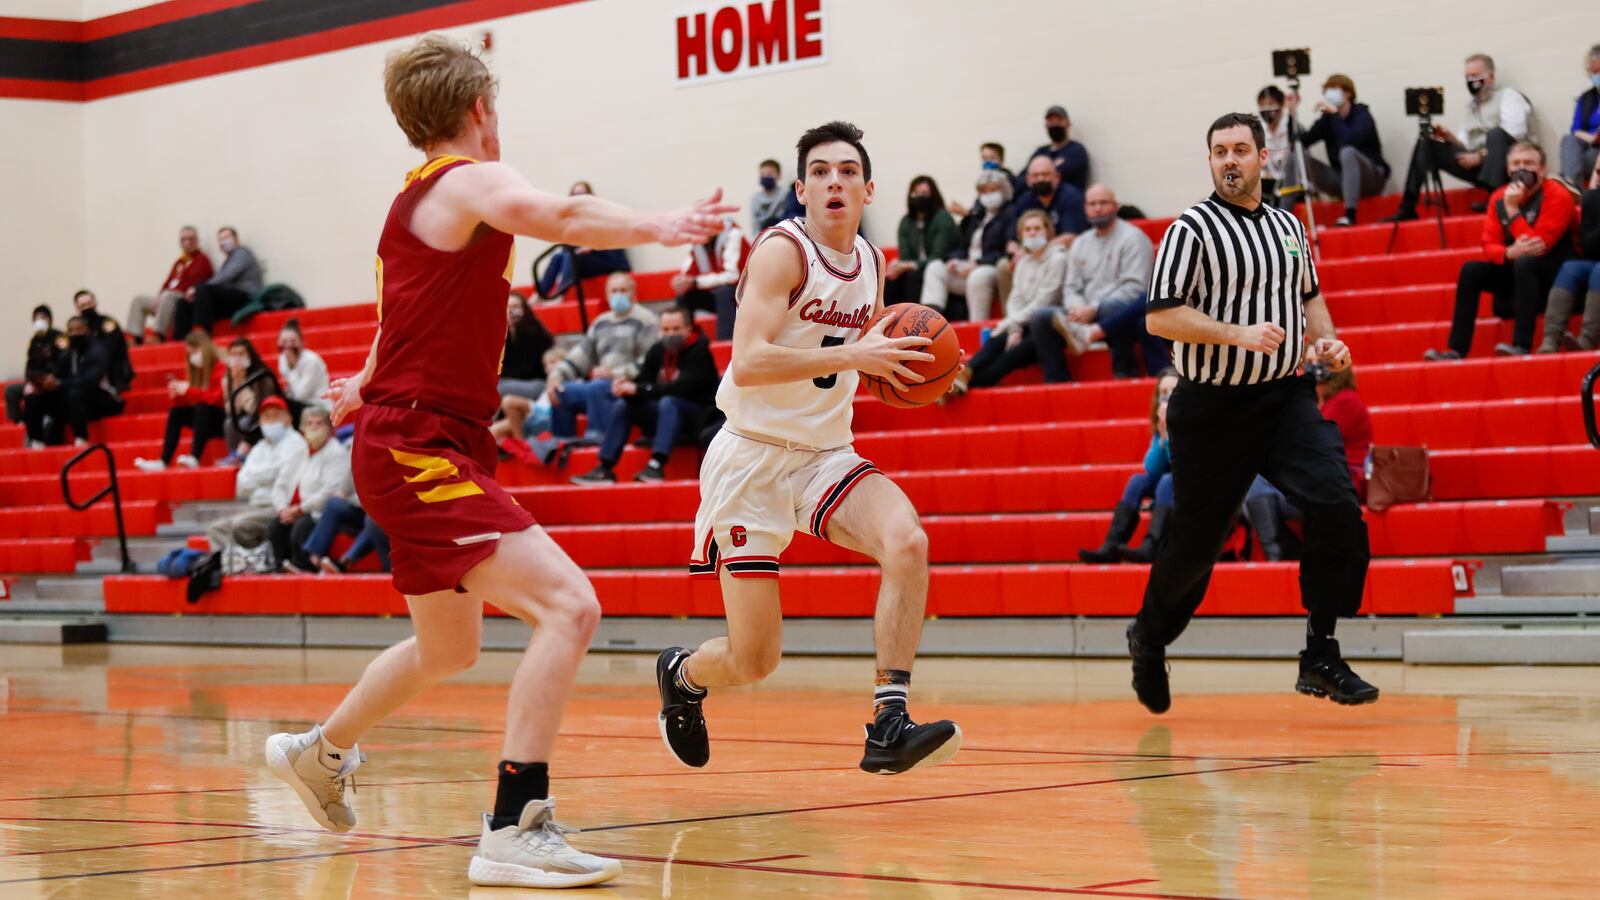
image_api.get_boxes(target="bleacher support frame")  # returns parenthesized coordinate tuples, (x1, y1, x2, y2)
(60, 443, 134, 574)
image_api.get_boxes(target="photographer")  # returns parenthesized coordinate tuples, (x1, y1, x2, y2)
(1287, 74, 1390, 226)
(1258, 86, 1293, 204)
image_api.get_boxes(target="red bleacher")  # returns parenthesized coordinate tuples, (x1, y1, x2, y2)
(9, 187, 1599, 623)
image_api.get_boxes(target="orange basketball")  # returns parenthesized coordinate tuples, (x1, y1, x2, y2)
(860, 303, 962, 408)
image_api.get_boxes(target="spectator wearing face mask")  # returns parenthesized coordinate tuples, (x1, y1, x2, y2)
(1561, 45, 1600, 184)
(127, 225, 213, 344)
(1011, 155, 1089, 251)
(267, 408, 353, 573)
(950, 211, 1067, 393)
(22, 315, 126, 447)
(135, 331, 226, 471)
(544, 271, 658, 445)
(948, 143, 1017, 218)
(498, 291, 555, 399)
(276, 319, 329, 416)
(205, 396, 309, 560)
(1287, 74, 1390, 226)
(886, 176, 960, 305)
(1425, 141, 1579, 360)
(534, 181, 632, 298)
(572, 307, 719, 484)
(70, 289, 135, 397)
(922, 170, 1014, 320)
(7, 305, 62, 438)
(1388, 53, 1531, 222)
(221, 337, 283, 463)
(672, 217, 747, 341)
(1026, 104, 1091, 192)
(1038, 185, 1161, 380)
(1540, 153, 1600, 352)
(751, 159, 788, 233)
(1258, 85, 1294, 205)
(175, 227, 263, 334)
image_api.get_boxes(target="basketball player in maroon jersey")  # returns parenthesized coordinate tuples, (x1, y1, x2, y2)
(264, 35, 734, 889)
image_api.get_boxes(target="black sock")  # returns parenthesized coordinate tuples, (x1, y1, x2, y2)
(1306, 614, 1338, 655)
(490, 760, 549, 830)
(874, 668, 910, 722)
(1343, 207, 1357, 223)
(648, 453, 668, 467)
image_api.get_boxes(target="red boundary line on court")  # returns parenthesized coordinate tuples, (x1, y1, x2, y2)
(4, 830, 288, 858)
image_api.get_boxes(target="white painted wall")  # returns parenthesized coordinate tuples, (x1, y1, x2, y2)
(0, 99, 85, 374)
(0, 1, 83, 19)
(6, 0, 1600, 380)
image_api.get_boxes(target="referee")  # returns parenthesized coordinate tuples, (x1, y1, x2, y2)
(1126, 112, 1378, 714)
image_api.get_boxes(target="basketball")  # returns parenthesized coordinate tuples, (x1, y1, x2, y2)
(860, 303, 962, 408)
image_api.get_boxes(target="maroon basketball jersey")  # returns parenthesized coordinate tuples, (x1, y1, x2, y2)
(364, 156, 515, 424)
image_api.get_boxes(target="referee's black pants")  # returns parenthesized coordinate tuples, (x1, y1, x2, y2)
(1135, 375, 1370, 647)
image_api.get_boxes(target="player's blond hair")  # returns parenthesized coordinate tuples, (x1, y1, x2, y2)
(383, 34, 498, 150)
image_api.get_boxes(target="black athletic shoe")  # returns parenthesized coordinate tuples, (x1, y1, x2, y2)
(1127, 621, 1171, 714)
(634, 461, 665, 483)
(656, 647, 709, 768)
(1296, 641, 1380, 705)
(859, 709, 962, 775)
(570, 465, 616, 486)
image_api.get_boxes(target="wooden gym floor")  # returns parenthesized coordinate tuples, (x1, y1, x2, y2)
(2, 643, 1597, 898)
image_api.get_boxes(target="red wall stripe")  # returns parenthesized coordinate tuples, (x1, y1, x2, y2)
(0, 15, 83, 41)
(0, 77, 86, 101)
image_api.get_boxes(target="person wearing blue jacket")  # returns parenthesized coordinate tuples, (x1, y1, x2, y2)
(1561, 45, 1600, 183)
(1080, 370, 1179, 563)
(1290, 74, 1390, 226)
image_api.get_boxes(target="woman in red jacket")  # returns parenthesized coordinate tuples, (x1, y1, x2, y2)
(134, 331, 226, 471)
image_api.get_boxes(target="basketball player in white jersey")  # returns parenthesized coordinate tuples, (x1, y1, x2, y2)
(656, 122, 963, 774)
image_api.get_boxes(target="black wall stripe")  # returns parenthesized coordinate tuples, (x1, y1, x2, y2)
(0, 0, 466, 83)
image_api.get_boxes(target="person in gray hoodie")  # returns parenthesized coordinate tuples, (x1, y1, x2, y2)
(178, 225, 264, 334)
(545, 271, 659, 442)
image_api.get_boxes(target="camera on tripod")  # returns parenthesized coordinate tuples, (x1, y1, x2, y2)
(1404, 87, 1444, 119)
(1271, 49, 1310, 82)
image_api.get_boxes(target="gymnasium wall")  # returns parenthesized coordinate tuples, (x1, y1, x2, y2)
(2, 0, 1599, 378)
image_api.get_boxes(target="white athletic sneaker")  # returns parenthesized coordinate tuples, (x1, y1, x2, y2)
(468, 798, 621, 888)
(264, 725, 362, 833)
(1049, 311, 1094, 355)
(175, 454, 199, 469)
(133, 457, 166, 472)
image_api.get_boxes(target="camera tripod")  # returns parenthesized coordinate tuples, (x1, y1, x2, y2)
(1387, 112, 1450, 253)
(1277, 72, 1321, 261)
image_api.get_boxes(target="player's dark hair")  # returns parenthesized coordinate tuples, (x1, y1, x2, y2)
(797, 121, 871, 182)
(1205, 112, 1266, 152)
(1257, 85, 1284, 104)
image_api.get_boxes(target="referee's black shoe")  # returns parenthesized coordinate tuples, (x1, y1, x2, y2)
(656, 647, 710, 767)
(860, 710, 962, 774)
(1296, 641, 1380, 705)
(1127, 621, 1171, 714)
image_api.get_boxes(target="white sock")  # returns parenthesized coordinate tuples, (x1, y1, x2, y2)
(315, 726, 354, 771)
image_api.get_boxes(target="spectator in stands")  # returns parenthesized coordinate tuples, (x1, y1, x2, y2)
(205, 396, 309, 561)
(1389, 53, 1531, 221)
(1288, 74, 1390, 226)
(7, 305, 61, 440)
(545, 271, 658, 443)
(1259, 85, 1292, 205)
(277, 319, 329, 417)
(1079, 370, 1179, 563)
(885, 176, 959, 305)
(1540, 153, 1600, 352)
(492, 347, 565, 447)
(1561, 45, 1600, 184)
(572, 307, 718, 484)
(673, 216, 746, 340)
(949, 210, 1067, 393)
(135, 331, 226, 471)
(307, 494, 392, 575)
(1012, 155, 1088, 250)
(948, 143, 1017, 218)
(172, 226, 263, 334)
(267, 408, 353, 573)
(922, 170, 1013, 320)
(22, 315, 126, 447)
(71, 290, 134, 396)
(1425, 141, 1579, 360)
(499, 291, 554, 399)
(127, 226, 212, 343)
(1028, 105, 1091, 191)
(751, 159, 788, 233)
(1245, 363, 1373, 560)
(1036, 185, 1162, 380)
(534, 181, 631, 298)
(222, 337, 282, 463)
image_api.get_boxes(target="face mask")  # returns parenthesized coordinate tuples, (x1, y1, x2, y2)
(69, 334, 88, 351)
(1088, 212, 1118, 229)
(260, 422, 288, 444)
(1467, 77, 1487, 96)
(1509, 169, 1539, 189)
(33, 318, 49, 333)
(978, 192, 1004, 211)
(608, 292, 632, 315)
(1021, 234, 1047, 252)
(1029, 181, 1054, 199)
(1591, 73, 1600, 89)
(981, 160, 1000, 171)
(1259, 107, 1281, 125)
(303, 426, 330, 449)
(759, 175, 777, 191)
(1323, 87, 1345, 107)
(188, 351, 204, 368)
(909, 195, 935, 216)
(219, 238, 237, 253)
(1047, 125, 1067, 143)
(662, 334, 686, 353)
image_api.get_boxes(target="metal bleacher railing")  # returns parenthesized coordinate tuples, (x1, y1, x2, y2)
(532, 244, 592, 333)
(60, 443, 134, 573)
(1583, 359, 1600, 451)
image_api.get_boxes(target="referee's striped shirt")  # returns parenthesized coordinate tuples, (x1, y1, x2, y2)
(1147, 192, 1320, 386)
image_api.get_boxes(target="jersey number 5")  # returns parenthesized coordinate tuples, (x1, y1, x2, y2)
(813, 336, 846, 389)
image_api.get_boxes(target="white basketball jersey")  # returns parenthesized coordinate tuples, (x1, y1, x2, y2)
(717, 218, 878, 451)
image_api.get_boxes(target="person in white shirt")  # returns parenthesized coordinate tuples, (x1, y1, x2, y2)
(277, 319, 330, 417)
(672, 217, 745, 340)
(1258, 85, 1293, 204)
(267, 408, 354, 572)
(1390, 52, 1532, 220)
(951, 210, 1067, 392)
(206, 397, 309, 554)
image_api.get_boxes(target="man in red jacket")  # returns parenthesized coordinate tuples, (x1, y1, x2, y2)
(126, 225, 214, 343)
(1425, 141, 1579, 360)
